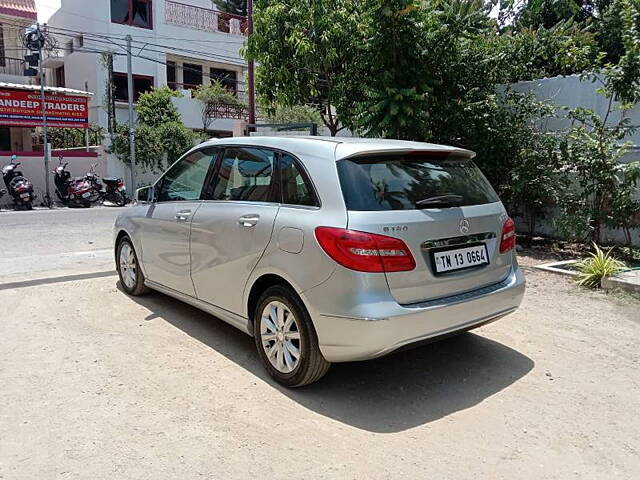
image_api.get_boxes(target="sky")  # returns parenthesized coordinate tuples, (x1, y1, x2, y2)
(36, 0, 62, 23)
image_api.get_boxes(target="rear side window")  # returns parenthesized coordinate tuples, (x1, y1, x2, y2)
(211, 147, 276, 202)
(336, 153, 499, 211)
(280, 154, 318, 207)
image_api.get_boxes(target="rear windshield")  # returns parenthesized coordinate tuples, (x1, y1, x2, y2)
(336, 153, 499, 211)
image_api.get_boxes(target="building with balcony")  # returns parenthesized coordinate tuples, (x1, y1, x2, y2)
(0, 0, 37, 151)
(0, 1, 101, 204)
(46, 0, 249, 179)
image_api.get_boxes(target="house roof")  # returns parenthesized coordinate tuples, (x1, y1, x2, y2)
(0, 0, 37, 20)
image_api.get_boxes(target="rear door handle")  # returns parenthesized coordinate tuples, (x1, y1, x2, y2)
(175, 209, 193, 222)
(238, 214, 260, 227)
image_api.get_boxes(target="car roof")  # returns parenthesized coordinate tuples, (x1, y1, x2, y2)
(198, 136, 474, 161)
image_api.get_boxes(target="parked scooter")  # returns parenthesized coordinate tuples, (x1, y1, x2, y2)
(2, 155, 35, 210)
(84, 163, 128, 207)
(53, 156, 94, 207)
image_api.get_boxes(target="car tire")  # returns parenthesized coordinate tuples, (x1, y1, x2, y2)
(254, 285, 330, 387)
(116, 236, 147, 296)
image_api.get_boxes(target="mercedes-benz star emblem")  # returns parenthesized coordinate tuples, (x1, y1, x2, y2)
(459, 219, 470, 234)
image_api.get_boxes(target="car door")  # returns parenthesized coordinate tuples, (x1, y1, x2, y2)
(137, 148, 218, 296)
(190, 146, 280, 315)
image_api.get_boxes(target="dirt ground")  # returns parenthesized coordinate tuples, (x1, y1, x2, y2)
(1, 254, 639, 479)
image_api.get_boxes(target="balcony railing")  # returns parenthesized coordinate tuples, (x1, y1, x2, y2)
(165, 1, 247, 35)
(204, 102, 248, 120)
(0, 57, 26, 77)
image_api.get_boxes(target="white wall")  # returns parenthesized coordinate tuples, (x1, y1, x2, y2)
(512, 74, 640, 245)
(512, 74, 640, 149)
(0, 151, 107, 206)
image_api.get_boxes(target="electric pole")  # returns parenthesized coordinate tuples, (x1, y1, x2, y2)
(125, 35, 136, 190)
(38, 39, 51, 207)
(24, 24, 51, 207)
(247, 0, 256, 132)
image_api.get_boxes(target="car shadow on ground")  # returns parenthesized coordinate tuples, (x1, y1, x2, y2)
(122, 284, 535, 433)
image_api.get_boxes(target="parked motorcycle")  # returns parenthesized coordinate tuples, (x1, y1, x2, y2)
(53, 156, 94, 207)
(2, 155, 36, 210)
(84, 163, 128, 207)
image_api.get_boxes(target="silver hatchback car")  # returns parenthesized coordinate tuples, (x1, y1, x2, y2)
(114, 137, 525, 386)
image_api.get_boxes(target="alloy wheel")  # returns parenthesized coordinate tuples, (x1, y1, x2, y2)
(119, 242, 137, 290)
(260, 301, 302, 374)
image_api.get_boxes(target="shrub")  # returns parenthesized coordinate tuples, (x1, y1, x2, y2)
(194, 81, 245, 132)
(575, 243, 626, 288)
(109, 88, 197, 173)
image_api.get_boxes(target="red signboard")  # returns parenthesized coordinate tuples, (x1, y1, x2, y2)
(0, 88, 89, 129)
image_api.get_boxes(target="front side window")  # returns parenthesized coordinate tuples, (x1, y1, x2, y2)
(210, 148, 275, 202)
(157, 149, 216, 202)
(337, 153, 499, 211)
(111, 0, 153, 29)
(280, 154, 318, 207)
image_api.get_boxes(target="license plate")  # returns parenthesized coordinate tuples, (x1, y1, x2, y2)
(20, 193, 29, 199)
(433, 244, 489, 273)
(82, 192, 91, 198)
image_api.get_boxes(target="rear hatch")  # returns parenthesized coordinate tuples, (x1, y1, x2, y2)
(337, 150, 513, 305)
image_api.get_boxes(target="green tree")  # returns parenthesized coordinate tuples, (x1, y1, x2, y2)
(214, 0, 247, 16)
(605, 0, 640, 104)
(261, 103, 322, 125)
(495, 21, 600, 83)
(500, 0, 598, 30)
(463, 91, 566, 235)
(136, 86, 182, 127)
(245, 0, 362, 136)
(557, 103, 638, 243)
(350, 0, 430, 139)
(109, 87, 196, 174)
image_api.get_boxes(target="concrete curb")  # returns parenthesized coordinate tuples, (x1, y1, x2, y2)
(533, 260, 579, 276)
(602, 270, 640, 294)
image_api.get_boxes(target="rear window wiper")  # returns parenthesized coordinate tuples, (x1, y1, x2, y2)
(415, 194, 463, 208)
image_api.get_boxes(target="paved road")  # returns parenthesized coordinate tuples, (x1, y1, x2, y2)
(0, 206, 125, 282)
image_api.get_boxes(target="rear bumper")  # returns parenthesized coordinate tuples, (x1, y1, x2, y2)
(304, 266, 525, 362)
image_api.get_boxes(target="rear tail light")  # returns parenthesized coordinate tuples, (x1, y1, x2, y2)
(315, 227, 416, 273)
(499, 218, 516, 254)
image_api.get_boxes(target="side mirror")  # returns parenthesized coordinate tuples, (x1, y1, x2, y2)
(135, 186, 154, 203)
